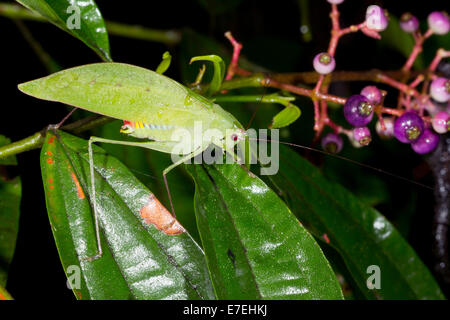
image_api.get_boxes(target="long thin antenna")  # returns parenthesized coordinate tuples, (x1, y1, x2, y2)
(250, 137, 433, 191)
(245, 79, 270, 130)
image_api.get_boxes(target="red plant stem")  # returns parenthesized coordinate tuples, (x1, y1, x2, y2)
(313, 100, 320, 131)
(377, 74, 419, 97)
(377, 113, 386, 131)
(224, 31, 243, 81)
(268, 79, 346, 104)
(402, 29, 433, 71)
(429, 48, 450, 72)
(409, 74, 425, 88)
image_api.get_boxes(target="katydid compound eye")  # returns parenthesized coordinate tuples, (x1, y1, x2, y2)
(232, 134, 238, 141)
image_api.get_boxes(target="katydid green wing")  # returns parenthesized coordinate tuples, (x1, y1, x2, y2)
(18, 63, 215, 125)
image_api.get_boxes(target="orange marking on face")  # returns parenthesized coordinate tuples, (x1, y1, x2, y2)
(48, 136, 55, 144)
(140, 194, 185, 235)
(47, 158, 54, 164)
(70, 172, 85, 199)
(322, 233, 330, 244)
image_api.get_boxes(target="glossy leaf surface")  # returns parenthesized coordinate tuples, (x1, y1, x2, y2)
(16, 0, 111, 61)
(187, 163, 343, 300)
(40, 131, 215, 300)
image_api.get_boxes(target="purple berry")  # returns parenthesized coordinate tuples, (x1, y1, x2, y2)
(394, 112, 425, 143)
(327, 0, 344, 4)
(321, 133, 343, 154)
(432, 111, 450, 134)
(376, 117, 395, 139)
(427, 11, 450, 35)
(352, 127, 372, 146)
(430, 77, 450, 103)
(366, 5, 389, 32)
(313, 52, 336, 75)
(360, 85, 382, 105)
(411, 129, 440, 154)
(400, 13, 419, 33)
(343, 95, 374, 126)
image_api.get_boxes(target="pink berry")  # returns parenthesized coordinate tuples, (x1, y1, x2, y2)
(427, 11, 450, 35)
(352, 127, 372, 146)
(430, 77, 450, 103)
(400, 13, 419, 33)
(411, 129, 440, 154)
(366, 5, 389, 32)
(344, 95, 374, 126)
(327, 0, 344, 4)
(360, 85, 382, 105)
(376, 117, 395, 139)
(432, 111, 450, 134)
(394, 112, 425, 143)
(313, 52, 336, 75)
(321, 133, 343, 154)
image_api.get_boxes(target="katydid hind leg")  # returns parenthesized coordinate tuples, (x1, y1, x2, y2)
(83, 136, 183, 261)
(162, 146, 207, 217)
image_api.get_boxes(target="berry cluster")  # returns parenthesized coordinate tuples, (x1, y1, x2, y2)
(319, 1, 449, 155)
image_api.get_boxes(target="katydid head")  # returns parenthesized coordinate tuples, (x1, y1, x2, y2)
(230, 128, 247, 143)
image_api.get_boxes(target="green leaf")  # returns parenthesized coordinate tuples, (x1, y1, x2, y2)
(40, 131, 215, 300)
(190, 55, 226, 96)
(186, 163, 343, 300)
(270, 105, 301, 129)
(16, 0, 111, 61)
(155, 51, 172, 75)
(0, 136, 21, 287)
(268, 146, 445, 300)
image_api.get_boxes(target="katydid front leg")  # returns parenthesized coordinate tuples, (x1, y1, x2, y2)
(85, 136, 204, 261)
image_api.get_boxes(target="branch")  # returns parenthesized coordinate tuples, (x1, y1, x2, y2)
(0, 115, 114, 160)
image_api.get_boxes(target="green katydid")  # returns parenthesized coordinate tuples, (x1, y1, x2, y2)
(17, 58, 428, 263)
(18, 61, 251, 260)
